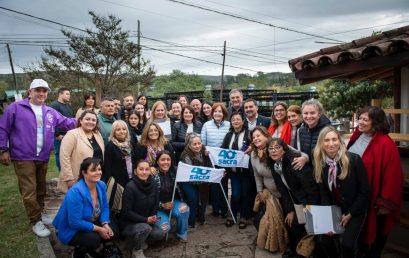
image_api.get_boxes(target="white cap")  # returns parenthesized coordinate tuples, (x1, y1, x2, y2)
(30, 79, 50, 91)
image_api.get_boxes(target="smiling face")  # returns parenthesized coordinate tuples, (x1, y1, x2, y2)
(230, 92, 243, 109)
(287, 111, 302, 127)
(154, 104, 165, 119)
(183, 108, 194, 123)
(171, 102, 182, 118)
(252, 129, 268, 149)
(178, 97, 188, 107)
(114, 123, 128, 142)
(268, 141, 285, 161)
(189, 136, 203, 154)
(80, 113, 98, 132)
(83, 164, 102, 185)
(135, 161, 150, 182)
(323, 131, 341, 158)
(148, 125, 159, 141)
(358, 112, 373, 135)
(157, 154, 172, 173)
(302, 104, 321, 128)
(273, 104, 287, 123)
(231, 113, 244, 131)
(29, 88, 48, 105)
(85, 96, 95, 108)
(135, 103, 145, 115)
(202, 103, 212, 117)
(244, 101, 258, 119)
(212, 106, 224, 123)
(191, 99, 201, 114)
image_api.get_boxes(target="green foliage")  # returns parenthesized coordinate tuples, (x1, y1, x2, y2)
(23, 11, 155, 102)
(320, 79, 393, 119)
(149, 70, 204, 97)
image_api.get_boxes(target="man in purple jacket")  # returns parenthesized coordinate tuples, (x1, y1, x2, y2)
(0, 79, 76, 237)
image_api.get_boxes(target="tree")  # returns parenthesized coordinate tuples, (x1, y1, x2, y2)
(151, 70, 204, 97)
(320, 79, 393, 119)
(24, 12, 155, 103)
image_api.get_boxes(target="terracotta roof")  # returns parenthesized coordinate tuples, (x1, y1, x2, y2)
(288, 25, 409, 84)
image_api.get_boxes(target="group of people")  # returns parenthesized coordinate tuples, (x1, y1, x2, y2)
(0, 79, 404, 258)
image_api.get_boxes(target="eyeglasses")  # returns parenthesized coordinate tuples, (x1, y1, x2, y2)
(268, 145, 282, 152)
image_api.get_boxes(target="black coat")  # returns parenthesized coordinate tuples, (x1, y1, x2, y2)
(319, 152, 370, 216)
(220, 128, 251, 174)
(103, 141, 132, 188)
(245, 115, 271, 129)
(270, 155, 319, 208)
(298, 115, 331, 160)
(120, 176, 158, 230)
(171, 121, 203, 153)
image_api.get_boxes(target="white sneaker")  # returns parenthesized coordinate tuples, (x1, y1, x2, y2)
(32, 221, 51, 237)
(41, 212, 53, 226)
(132, 249, 146, 258)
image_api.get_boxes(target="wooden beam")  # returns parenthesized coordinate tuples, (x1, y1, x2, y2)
(350, 68, 393, 82)
(295, 51, 409, 84)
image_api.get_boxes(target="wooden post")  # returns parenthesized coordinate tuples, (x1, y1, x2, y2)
(220, 41, 226, 102)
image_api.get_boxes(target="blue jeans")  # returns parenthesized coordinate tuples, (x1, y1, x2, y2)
(229, 171, 252, 220)
(54, 138, 62, 171)
(156, 200, 189, 240)
(180, 183, 208, 226)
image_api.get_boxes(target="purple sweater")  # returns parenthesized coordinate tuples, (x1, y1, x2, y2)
(0, 98, 76, 162)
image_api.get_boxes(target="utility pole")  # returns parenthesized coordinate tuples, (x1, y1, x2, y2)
(137, 20, 141, 96)
(220, 40, 226, 102)
(6, 43, 19, 94)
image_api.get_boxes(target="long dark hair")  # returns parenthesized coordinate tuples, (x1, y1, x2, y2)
(181, 105, 196, 124)
(358, 106, 390, 134)
(137, 94, 149, 110)
(78, 157, 101, 181)
(82, 92, 98, 109)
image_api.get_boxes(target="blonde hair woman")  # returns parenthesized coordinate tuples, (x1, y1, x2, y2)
(313, 126, 369, 258)
(148, 101, 172, 140)
(132, 122, 175, 173)
(103, 120, 133, 188)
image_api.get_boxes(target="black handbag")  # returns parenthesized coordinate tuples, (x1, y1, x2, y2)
(99, 242, 123, 258)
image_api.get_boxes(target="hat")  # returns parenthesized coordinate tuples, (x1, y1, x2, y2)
(30, 79, 50, 91)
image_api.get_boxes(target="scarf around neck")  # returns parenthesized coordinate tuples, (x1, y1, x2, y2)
(325, 155, 339, 191)
(111, 138, 132, 155)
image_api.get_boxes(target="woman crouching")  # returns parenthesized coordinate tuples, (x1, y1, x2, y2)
(53, 158, 116, 258)
(119, 160, 169, 258)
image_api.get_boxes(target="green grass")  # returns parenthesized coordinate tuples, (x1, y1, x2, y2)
(0, 154, 59, 258)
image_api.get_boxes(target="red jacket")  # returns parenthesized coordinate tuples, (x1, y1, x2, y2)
(347, 130, 403, 244)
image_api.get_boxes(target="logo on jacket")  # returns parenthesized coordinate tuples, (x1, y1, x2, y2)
(46, 113, 54, 123)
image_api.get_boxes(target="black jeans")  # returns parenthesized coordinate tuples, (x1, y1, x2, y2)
(69, 222, 119, 258)
(318, 213, 366, 258)
(361, 215, 388, 258)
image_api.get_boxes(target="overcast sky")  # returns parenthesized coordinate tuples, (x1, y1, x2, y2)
(0, 0, 408, 76)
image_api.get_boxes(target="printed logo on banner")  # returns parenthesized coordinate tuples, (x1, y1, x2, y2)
(218, 150, 237, 166)
(190, 167, 211, 180)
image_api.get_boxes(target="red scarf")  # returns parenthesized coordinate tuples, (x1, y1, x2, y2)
(268, 121, 292, 144)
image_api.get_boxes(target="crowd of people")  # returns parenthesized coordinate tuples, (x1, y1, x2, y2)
(0, 79, 404, 258)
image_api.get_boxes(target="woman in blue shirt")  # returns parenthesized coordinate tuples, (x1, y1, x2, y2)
(53, 157, 116, 258)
